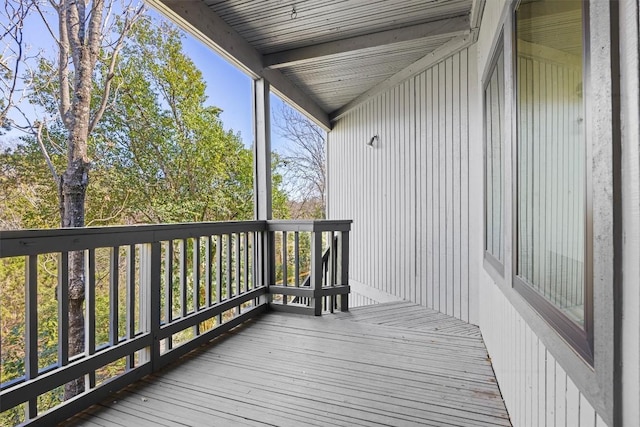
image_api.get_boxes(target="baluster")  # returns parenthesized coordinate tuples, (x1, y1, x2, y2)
(126, 245, 136, 370)
(294, 232, 300, 288)
(243, 232, 249, 294)
(85, 249, 96, 389)
(58, 252, 69, 366)
(193, 237, 200, 335)
(339, 231, 350, 312)
(25, 254, 38, 420)
(205, 236, 212, 308)
(311, 231, 323, 315)
(164, 241, 173, 351)
(226, 234, 232, 303)
(235, 233, 241, 315)
(179, 239, 187, 320)
(216, 235, 223, 325)
(109, 247, 119, 346)
(282, 231, 288, 305)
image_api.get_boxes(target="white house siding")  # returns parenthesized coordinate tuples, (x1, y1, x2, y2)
(327, 0, 636, 425)
(480, 277, 607, 427)
(327, 49, 476, 323)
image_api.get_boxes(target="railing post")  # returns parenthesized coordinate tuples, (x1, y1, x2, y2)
(339, 231, 350, 312)
(25, 254, 38, 420)
(310, 230, 323, 316)
(140, 242, 161, 370)
(264, 229, 275, 304)
(253, 226, 272, 306)
(85, 249, 96, 390)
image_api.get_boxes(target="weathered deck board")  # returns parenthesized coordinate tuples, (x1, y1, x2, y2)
(63, 303, 510, 427)
(333, 301, 482, 337)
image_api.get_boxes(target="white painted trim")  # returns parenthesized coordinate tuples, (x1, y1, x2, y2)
(470, 0, 487, 31)
(619, 1, 640, 425)
(329, 32, 474, 122)
(148, 0, 331, 130)
(263, 15, 470, 69)
(253, 79, 272, 221)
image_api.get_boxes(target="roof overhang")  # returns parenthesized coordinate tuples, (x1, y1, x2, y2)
(147, 0, 485, 130)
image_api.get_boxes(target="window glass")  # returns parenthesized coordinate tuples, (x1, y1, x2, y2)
(484, 49, 505, 264)
(515, 0, 585, 326)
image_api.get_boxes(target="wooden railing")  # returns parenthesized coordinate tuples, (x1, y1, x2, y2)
(0, 220, 351, 426)
(268, 221, 350, 315)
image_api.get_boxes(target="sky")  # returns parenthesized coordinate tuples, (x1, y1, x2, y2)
(0, 3, 292, 152)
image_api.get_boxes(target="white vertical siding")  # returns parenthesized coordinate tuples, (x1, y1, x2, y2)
(480, 275, 600, 427)
(327, 49, 472, 323)
(326, 1, 633, 425)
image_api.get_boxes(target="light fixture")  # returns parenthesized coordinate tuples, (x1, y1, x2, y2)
(367, 135, 378, 147)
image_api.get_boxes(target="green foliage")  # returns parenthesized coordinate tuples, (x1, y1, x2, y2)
(90, 18, 255, 223)
(0, 15, 292, 425)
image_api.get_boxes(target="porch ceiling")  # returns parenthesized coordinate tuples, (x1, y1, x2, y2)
(151, 0, 480, 129)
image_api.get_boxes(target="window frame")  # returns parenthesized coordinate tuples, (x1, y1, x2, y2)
(511, 0, 594, 365)
(482, 32, 506, 277)
(480, 0, 619, 423)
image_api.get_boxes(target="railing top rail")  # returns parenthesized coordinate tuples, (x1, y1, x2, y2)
(266, 219, 352, 232)
(0, 219, 352, 258)
(0, 221, 266, 258)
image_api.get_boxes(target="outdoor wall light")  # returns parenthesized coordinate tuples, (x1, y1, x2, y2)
(367, 135, 378, 147)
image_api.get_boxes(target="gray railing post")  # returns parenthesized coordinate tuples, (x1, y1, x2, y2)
(310, 230, 323, 316)
(256, 226, 274, 306)
(140, 242, 161, 370)
(267, 229, 276, 299)
(25, 254, 38, 420)
(339, 231, 350, 312)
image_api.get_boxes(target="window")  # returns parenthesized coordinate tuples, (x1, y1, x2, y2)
(514, 0, 592, 362)
(484, 41, 505, 273)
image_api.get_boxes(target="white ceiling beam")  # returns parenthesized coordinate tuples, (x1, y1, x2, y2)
(148, 0, 332, 130)
(263, 15, 470, 69)
(328, 0, 484, 122)
(329, 32, 474, 122)
(470, 0, 486, 33)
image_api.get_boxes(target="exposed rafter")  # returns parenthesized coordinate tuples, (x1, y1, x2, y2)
(329, 32, 474, 122)
(263, 15, 470, 69)
(328, 0, 485, 121)
(148, 0, 332, 130)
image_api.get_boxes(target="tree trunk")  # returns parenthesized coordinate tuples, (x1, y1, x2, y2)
(62, 157, 90, 399)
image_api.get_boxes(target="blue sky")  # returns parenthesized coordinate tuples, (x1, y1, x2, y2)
(0, 5, 290, 152)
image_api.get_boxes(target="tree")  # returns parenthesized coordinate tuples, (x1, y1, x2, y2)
(1, 0, 144, 399)
(273, 102, 327, 219)
(95, 19, 256, 223)
(0, 1, 34, 131)
(1, 3, 292, 417)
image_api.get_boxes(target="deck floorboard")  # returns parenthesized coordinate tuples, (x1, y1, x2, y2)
(62, 303, 511, 427)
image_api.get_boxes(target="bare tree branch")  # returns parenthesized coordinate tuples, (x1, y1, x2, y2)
(0, 0, 32, 129)
(88, 4, 144, 134)
(35, 120, 59, 183)
(86, 190, 131, 226)
(274, 102, 327, 218)
(34, 2, 61, 45)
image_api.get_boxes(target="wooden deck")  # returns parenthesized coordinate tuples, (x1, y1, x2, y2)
(62, 302, 511, 427)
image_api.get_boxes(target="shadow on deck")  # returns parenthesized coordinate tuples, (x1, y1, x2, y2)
(62, 302, 511, 427)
